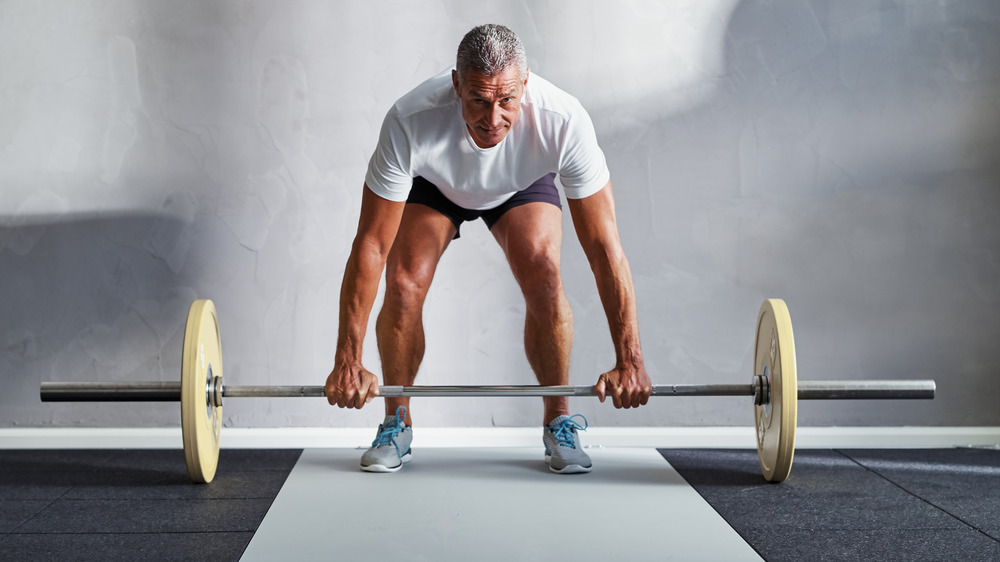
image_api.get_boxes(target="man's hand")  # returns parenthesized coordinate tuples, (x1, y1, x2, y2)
(325, 362, 380, 408)
(594, 363, 652, 409)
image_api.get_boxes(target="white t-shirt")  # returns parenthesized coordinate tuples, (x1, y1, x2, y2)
(365, 70, 610, 210)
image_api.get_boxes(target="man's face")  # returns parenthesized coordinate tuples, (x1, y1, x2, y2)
(452, 66, 528, 149)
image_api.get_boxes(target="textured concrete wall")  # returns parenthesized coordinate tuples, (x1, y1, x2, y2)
(3, 1, 999, 429)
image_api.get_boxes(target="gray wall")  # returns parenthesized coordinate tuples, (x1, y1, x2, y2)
(2, 1, 998, 429)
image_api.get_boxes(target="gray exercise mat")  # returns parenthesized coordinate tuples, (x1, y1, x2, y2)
(241, 447, 761, 561)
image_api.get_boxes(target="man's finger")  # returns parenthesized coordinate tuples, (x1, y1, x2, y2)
(355, 386, 370, 409)
(595, 375, 607, 403)
(629, 385, 642, 408)
(611, 384, 623, 408)
(324, 379, 337, 406)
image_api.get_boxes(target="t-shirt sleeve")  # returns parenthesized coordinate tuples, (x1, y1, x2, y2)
(364, 106, 413, 202)
(557, 104, 611, 199)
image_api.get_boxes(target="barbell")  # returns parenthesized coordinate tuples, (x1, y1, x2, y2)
(40, 298, 936, 484)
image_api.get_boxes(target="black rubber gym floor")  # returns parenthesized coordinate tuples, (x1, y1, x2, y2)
(660, 448, 1000, 561)
(0, 449, 299, 561)
(1, 447, 998, 561)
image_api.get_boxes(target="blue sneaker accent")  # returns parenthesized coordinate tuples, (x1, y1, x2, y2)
(361, 406, 412, 473)
(543, 414, 592, 474)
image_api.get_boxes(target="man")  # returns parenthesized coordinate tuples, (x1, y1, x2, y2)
(325, 24, 651, 474)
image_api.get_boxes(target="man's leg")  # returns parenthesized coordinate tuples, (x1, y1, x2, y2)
(375, 203, 456, 427)
(490, 202, 572, 425)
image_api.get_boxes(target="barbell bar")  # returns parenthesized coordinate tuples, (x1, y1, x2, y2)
(40, 381, 936, 401)
(39, 298, 936, 485)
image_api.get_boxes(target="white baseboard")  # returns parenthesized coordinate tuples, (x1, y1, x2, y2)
(0, 426, 997, 450)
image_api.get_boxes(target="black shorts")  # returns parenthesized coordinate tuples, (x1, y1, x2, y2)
(407, 174, 561, 239)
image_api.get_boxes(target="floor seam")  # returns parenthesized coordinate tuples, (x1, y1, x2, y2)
(834, 449, 1000, 544)
(41, 497, 276, 501)
(5, 475, 82, 535)
(6, 531, 256, 535)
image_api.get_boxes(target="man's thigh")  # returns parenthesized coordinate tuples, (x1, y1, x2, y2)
(489, 201, 564, 277)
(385, 203, 457, 283)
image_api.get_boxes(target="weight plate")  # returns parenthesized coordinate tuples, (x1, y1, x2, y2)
(753, 299, 797, 482)
(181, 299, 223, 483)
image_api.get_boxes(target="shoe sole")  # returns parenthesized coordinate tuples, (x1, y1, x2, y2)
(361, 451, 412, 473)
(545, 454, 592, 474)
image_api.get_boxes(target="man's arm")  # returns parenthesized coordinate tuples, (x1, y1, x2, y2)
(325, 185, 406, 408)
(566, 180, 651, 408)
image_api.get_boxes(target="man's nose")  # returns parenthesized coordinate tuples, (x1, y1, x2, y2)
(486, 104, 503, 127)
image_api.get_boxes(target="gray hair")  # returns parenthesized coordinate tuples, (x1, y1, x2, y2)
(456, 24, 527, 81)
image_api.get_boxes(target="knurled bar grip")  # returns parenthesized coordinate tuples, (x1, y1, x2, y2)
(225, 384, 755, 398)
(40, 380, 936, 401)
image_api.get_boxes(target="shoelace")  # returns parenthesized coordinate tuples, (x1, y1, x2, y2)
(550, 414, 588, 449)
(371, 405, 408, 448)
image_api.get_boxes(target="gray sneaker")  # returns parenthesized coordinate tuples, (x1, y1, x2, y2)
(360, 406, 412, 473)
(543, 414, 592, 474)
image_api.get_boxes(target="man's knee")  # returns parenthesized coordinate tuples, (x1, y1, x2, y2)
(384, 262, 435, 311)
(511, 249, 564, 303)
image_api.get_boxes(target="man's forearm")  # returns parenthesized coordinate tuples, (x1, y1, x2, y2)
(336, 238, 391, 365)
(588, 248, 643, 367)
(334, 187, 405, 365)
(567, 182, 644, 367)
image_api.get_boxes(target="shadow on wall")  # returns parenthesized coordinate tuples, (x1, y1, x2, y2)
(0, 214, 202, 426)
(572, 1, 1000, 424)
(0, 2, 360, 426)
(594, 0, 1000, 295)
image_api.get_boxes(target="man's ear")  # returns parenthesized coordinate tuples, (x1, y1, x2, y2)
(452, 69, 460, 95)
